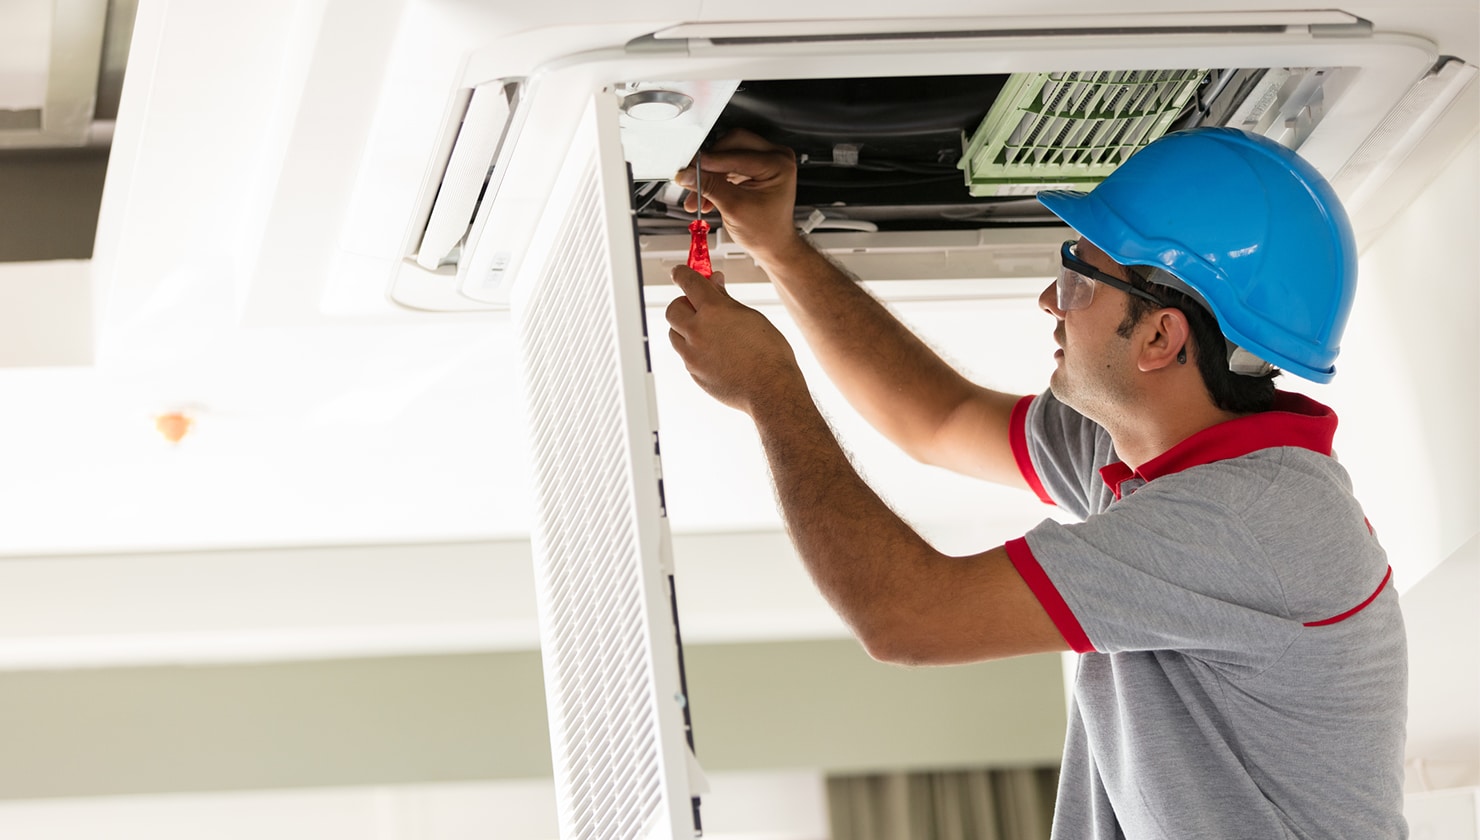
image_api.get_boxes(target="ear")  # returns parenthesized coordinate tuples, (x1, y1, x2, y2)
(1136, 308, 1192, 373)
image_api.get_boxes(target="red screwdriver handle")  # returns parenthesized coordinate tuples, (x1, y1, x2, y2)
(687, 218, 712, 278)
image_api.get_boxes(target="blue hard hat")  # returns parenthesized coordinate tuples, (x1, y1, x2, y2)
(1037, 127, 1357, 383)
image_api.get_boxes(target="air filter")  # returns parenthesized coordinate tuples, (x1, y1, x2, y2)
(959, 69, 1207, 196)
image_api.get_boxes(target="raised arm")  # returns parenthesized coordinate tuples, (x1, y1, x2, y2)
(664, 264, 1065, 664)
(676, 130, 1028, 488)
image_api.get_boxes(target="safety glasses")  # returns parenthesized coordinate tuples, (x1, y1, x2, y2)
(1057, 240, 1168, 311)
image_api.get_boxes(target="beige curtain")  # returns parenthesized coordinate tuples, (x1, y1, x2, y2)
(827, 767, 1058, 840)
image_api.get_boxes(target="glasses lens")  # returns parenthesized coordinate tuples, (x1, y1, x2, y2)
(1056, 266, 1095, 311)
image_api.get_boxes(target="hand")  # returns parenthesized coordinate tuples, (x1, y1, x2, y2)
(665, 264, 805, 415)
(674, 129, 803, 265)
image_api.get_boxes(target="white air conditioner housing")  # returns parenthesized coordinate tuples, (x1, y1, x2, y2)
(276, 7, 1478, 321)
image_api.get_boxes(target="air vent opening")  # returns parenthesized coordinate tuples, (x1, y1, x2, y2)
(409, 78, 524, 272)
(627, 65, 1350, 240)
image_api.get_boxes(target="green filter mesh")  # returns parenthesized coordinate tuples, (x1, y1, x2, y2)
(959, 69, 1207, 196)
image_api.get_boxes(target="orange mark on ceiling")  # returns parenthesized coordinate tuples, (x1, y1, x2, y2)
(154, 411, 193, 444)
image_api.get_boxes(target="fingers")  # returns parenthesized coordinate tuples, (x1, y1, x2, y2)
(680, 190, 714, 216)
(673, 132, 795, 207)
(665, 267, 732, 349)
(665, 294, 695, 336)
(675, 148, 792, 193)
(673, 129, 799, 258)
(669, 265, 726, 305)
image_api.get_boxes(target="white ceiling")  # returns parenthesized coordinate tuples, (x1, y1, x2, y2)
(0, 0, 1474, 575)
(0, 0, 1064, 554)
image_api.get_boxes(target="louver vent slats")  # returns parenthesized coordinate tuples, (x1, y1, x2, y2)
(514, 96, 697, 839)
(960, 68, 1207, 195)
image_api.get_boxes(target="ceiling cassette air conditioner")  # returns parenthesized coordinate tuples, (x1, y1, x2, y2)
(343, 10, 1471, 318)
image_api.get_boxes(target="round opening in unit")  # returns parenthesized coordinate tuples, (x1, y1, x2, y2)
(620, 89, 694, 121)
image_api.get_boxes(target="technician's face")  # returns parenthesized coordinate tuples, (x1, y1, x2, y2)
(1038, 238, 1140, 418)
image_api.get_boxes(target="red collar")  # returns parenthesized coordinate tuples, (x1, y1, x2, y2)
(1099, 392, 1337, 500)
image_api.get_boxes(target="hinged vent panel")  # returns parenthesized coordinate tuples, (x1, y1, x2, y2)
(512, 93, 700, 839)
(410, 80, 522, 271)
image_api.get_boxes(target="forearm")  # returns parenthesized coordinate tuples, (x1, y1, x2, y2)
(665, 260, 1063, 666)
(749, 374, 941, 648)
(675, 133, 1025, 485)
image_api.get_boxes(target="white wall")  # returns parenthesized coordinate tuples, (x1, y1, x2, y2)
(1316, 131, 1479, 590)
(1342, 128, 1480, 793)
(1402, 535, 1480, 791)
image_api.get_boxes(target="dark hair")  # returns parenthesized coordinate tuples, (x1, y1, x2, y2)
(1119, 267, 1280, 413)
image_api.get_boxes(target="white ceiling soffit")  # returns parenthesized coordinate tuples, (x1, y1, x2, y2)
(0, 0, 111, 149)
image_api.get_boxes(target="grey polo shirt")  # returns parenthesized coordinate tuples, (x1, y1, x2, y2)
(1005, 390, 1407, 840)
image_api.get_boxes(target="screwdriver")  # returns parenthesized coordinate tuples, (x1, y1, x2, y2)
(686, 152, 713, 278)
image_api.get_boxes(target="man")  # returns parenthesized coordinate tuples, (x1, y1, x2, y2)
(664, 126, 1407, 839)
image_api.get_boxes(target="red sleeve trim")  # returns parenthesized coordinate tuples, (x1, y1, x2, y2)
(1304, 566, 1392, 627)
(1005, 537, 1095, 653)
(1009, 395, 1054, 506)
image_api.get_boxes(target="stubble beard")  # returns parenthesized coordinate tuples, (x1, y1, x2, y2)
(1048, 349, 1136, 429)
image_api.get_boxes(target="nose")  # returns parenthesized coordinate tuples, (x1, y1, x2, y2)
(1039, 280, 1064, 319)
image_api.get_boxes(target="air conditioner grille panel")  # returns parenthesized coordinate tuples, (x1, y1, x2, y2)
(517, 155, 667, 838)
